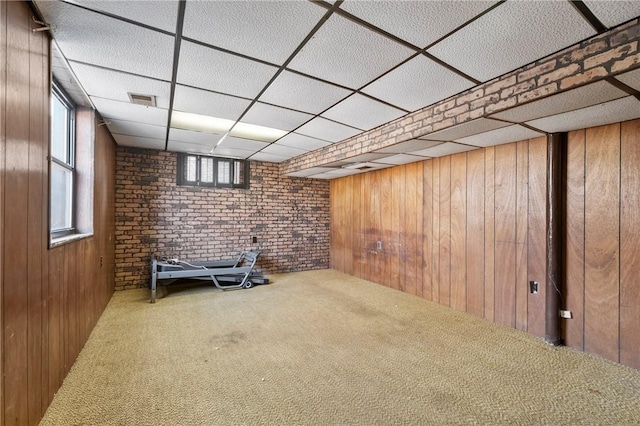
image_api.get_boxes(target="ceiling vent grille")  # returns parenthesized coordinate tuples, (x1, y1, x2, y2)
(128, 92, 156, 107)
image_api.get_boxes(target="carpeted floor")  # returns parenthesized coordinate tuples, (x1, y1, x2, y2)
(40, 269, 640, 425)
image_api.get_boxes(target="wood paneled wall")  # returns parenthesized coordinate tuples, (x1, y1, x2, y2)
(331, 120, 640, 370)
(0, 2, 116, 425)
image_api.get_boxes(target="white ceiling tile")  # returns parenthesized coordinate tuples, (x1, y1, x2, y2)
(250, 152, 291, 163)
(582, 1, 640, 28)
(177, 41, 278, 99)
(286, 167, 336, 178)
(259, 71, 353, 114)
(456, 125, 544, 147)
(491, 80, 627, 123)
(421, 118, 511, 142)
(295, 117, 362, 142)
(112, 134, 165, 150)
(182, 1, 326, 65)
(362, 55, 475, 111)
(218, 136, 270, 152)
(64, 0, 179, 32)
(372, 154, 428, 165)
(36, 1, 175, 80)
(167, 140, 215, 155)
(168, 128, 222, 147)
(410, 142, 478, 157)
(526, 96, 640, 133)
(261, 144, 308, 158)
(275, 133, 332, 151)
(346, 153, 390, 163)
(341, 1, 497, 48)
(375, 139, 443, 154)
(322, 94, 406, 131)
(91, 97, 168, 126)
(427, 1, 595, 82)
(288, 14, 414, 89)
(242, 103, 314, 131)
(615, 68, 640, 92)
(210, 146, 256, 159)
(70, 62, 171, 108)
(106, 119, 166, 140)
(173, 85, 251, 121)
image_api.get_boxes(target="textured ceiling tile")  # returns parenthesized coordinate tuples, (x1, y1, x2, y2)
(322, 94, 406, 131)
(615, 68, 640, 92)
(218, 136, 270, 152)
(63, 0, 179, 32)
(427, 1, 595, 82)
(346, 153, 390, 163)
(374, 139, 443, 154)
(526, 96, 640, 133)
(106, 119, 166, 140)
(36, 1, 175, 80)
(420, 118, 511, 141)
(295, 117, 362, 142)
(167, 140, 215, 155)
(491, 81, 627, 122)
(341, 0, 497, 48)
(182, 1, 326, 65)
(275, 133, 332, 151)
(287, 14, 414, 89)
(242, 103, 314, 131)
(410, 142, 477, 157)
(91, 97, 168, 126)
(177, 41, 278, 99)
(173, 85, 251, 121)
(112, 134, 165, 150)
(372, 154, 428, 165)
(70, 62, 171, 108)
(259, 71, 353, 114)
(210, 146, 256, 159)
(250, 152, 291, 163)
(582, 1, 640, 28)
(362, 55, 475, 111)
(261, 144, 308, 158)
(456, 125, 544, 147)
(168, 128, 222, 147)
(286, 167, 336, 178)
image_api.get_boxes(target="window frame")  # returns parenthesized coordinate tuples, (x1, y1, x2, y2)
(177, 153, 249, 189)
(50, 82, 77, 239)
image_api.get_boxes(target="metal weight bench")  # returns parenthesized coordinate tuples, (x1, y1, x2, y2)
(149, 251, 268, 303)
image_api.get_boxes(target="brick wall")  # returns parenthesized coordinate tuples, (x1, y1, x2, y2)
(282, 18, 640, 174)
(115, 147, 330, 290)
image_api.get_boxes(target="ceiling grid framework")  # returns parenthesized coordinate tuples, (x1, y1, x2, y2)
(34, 0, 640, 179)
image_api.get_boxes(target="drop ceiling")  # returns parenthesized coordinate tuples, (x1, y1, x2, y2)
(35, 0, 640, 180)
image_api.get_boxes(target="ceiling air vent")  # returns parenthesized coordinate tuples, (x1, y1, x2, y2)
(127, 92, 156, 107)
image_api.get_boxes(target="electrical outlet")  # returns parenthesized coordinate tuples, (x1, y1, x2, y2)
(100, 256, 103, 268)
(559, 310, 573, 319)
(252, 236, 257, 244)
(529, 281, 538, 294)
(376, 241, 382, 250)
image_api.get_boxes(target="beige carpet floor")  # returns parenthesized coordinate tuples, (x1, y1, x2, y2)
(40, 269, 640, 425)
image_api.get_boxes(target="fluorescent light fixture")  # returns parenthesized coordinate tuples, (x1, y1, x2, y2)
(230, 121, 288, 143)
(171, 110, 234, 134)
(171, 110, 287, 143)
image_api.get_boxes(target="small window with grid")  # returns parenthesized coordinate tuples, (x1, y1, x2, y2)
(177, 153, 249, 189)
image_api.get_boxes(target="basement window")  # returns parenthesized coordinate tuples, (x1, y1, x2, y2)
(177, 153, 249, 189)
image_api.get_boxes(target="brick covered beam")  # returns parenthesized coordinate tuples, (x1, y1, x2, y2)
(281, 18, 640, 175)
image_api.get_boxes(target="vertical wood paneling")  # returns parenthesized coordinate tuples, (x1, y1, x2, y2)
(379, 168, 392, 287)
(484, 147, 495, 321)
(371, 171, 383, 284)
(515, 141, 528, 331)
(466, 150, 484, 318)
(494, 143, 517, 328)
(48, 248, 64, 402)
(620, 119, 640, 370)
(584, 123, 620, 362)
(27, 21, 45, 425)
(439, 156, 451, 306)
(404, 164, 418, 296)
(391, 167, 405, 292)
(450, 153, 466, 312)
(527, 137, 547, 338)
(422, 161, 433, 300)
(352, 174, 363, 278)
(432, 159, 440, 302)
(415, 163, 424, 298)
(0, 1, 6, 423)
(4, 2, 30, 423)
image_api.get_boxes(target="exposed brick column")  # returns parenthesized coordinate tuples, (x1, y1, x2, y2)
(281, 18, 640, 175)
